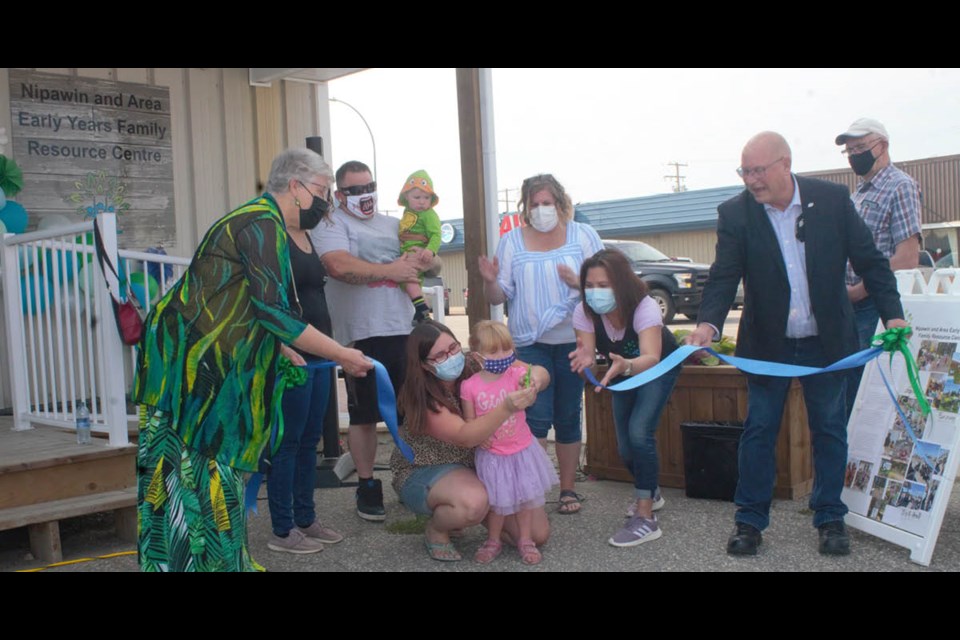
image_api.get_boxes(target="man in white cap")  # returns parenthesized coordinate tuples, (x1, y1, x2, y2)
(836, 118, 922, 420)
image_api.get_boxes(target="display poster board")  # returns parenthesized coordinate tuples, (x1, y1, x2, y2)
(844, 270, 960, 565)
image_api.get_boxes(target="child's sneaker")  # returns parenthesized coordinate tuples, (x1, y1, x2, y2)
(267, 528, 325, 554)
(609, 515, 662, 548)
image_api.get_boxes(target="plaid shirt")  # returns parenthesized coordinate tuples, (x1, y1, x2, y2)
(846, 164, 922, 285)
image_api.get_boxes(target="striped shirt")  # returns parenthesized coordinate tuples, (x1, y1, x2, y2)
(496, 221, 603, 347)
(846, 164, 922, 285)
(764, 176, 818, 338)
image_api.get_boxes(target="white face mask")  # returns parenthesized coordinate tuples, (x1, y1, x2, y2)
(529, 205, 559, 232)
(343, 192, 378, 220)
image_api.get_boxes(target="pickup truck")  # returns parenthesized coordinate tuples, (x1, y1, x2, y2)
(602, 239, 712, 324)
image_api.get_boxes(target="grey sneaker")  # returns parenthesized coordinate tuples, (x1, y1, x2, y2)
(609, 515, 662, 547)
(267, 528, 325, 554)
(298, 521, 344, 544)
(626, 490, 666, 518)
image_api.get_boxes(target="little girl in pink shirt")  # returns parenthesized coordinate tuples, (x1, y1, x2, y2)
(461, 320, 557, 565)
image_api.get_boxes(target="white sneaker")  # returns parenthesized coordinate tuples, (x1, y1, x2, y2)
(626, 490, 666, 518)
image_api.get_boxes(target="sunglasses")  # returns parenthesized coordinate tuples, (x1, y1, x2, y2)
(338, 181, 377, 196)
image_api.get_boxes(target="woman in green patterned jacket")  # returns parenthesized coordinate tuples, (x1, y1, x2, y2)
(133, 148, 372, 572)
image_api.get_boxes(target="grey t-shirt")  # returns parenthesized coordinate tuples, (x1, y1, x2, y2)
(312, 207, 413, 344)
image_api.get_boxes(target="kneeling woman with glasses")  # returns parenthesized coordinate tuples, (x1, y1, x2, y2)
(390, 320, 547, 562)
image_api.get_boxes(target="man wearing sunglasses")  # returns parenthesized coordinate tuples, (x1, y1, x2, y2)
(687, 132, 907, 558)
(312, 161, 437, 522)
(835, 118, 922, 421)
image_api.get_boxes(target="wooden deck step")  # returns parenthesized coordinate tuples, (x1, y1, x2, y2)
(0, 488, 137, 564)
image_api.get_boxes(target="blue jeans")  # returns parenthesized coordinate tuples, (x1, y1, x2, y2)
(398, 463, 468, 515)
(516, 342, 583, 444)
(267, 366, 331, 536)
(611, 364, 682, 498)
(736, 337, 849, 531)
(845, 297, 881, 421)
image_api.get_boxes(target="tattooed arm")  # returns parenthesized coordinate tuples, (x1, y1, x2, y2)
(321, 250, 419, 285)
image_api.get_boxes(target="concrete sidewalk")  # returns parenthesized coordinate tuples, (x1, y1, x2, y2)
(3, 434, 958, 572)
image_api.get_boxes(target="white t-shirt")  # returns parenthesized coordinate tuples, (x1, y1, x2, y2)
(572, 296, 663, 338)
(311, 207, 413, 345)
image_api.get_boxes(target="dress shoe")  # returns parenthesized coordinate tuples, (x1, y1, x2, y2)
(818, 520, 851, 556)
(726, 522, 762, 555)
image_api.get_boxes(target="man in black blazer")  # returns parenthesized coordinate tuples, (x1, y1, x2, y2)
(687, 132, 908, 557)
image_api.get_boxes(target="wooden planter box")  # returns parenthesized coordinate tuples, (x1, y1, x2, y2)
(584, 365, 814, 500)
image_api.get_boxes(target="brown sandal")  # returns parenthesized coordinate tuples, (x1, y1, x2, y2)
(518, 538, 542, 565)
(557, 490, 585, 515)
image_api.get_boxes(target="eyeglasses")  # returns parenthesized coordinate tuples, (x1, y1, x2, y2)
(426, 341, 462, 365)
(338, 181, 377, 196)
(736, 157, 785, 179)
(795, 212, 805, 243)
(841, 139, 884, 156)
(299, 180, 331, 202)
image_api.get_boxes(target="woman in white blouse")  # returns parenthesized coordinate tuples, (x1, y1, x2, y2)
(478, 174, 603, 515)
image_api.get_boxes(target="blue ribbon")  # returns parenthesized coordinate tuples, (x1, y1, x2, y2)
(583, 343, 937, 470)
(245, 357, 413, 515)
(583, 344, 883, 392)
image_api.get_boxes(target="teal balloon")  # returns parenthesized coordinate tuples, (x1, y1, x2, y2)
(129, 272, 159, 306)
(20, 273, 53, 315)
(18, 245, 35, 270)
(0, 200, 28, 234)
(45, 247, 77, 284)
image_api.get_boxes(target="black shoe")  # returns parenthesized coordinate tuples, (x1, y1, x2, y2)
(356, 478, 386, 522)
(818, 520, 851, 556)
(412, 307, 432, 325)
(726, 522, 762, 556)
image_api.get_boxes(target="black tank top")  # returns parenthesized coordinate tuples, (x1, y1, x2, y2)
(288, 232, 332, 359)
(591, 301, 678, 382)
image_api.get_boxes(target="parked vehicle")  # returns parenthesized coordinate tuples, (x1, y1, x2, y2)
(422, 275, 450, 316)
(602, 239, 712, 324)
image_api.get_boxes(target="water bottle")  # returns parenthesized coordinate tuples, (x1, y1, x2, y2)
(76, 401, 91, 445)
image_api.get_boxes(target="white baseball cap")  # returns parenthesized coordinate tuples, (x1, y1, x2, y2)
(835, 117, 889, 145)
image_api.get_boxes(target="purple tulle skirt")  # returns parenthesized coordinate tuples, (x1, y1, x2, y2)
(475, 441, 559, 515)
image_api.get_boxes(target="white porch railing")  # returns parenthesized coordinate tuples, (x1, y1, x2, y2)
(1, 213, 189, 446)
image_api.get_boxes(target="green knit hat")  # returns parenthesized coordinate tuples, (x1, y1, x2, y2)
(398, 170, 439, 208)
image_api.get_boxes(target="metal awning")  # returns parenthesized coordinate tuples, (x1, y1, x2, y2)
(248, 68, 367, 86)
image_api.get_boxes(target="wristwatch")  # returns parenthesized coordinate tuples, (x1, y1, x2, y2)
(624, 359, 633, 377)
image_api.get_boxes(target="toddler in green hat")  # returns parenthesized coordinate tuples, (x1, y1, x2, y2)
(398, 170, 442, 324)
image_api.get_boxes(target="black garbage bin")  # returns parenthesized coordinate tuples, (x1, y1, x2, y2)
(680, 421, 744, 501)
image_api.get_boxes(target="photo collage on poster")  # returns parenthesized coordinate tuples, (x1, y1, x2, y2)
(844, 337, 957, 532)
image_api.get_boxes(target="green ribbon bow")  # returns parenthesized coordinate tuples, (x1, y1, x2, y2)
(277, 355, 307, 388)
(872, 326, 930, 416)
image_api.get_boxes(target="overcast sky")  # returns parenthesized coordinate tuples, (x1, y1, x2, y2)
(326, 68, 960, 220)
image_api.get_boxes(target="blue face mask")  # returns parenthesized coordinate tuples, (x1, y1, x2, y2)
(432, 351, 465, 381)
(585, 288, 617, 314)
(482, 352, 516, 375)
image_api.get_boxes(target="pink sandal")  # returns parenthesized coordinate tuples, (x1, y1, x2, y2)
(474, 538, 503, 564)
(517, 538, 542, 565)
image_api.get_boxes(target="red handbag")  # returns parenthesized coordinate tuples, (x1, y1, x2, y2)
(94, 218, 145, 346)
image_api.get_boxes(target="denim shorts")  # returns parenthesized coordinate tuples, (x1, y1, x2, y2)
(398, 463, 467, 515)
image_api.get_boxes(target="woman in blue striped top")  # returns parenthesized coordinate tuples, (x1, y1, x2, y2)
(478, 174, 603, 514)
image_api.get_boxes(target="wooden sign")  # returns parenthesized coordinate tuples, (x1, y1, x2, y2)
(7, 70, 175, 248)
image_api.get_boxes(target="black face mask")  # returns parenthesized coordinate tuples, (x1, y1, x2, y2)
(298, 182, 330, 230)
(848, 149, 877, 177)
